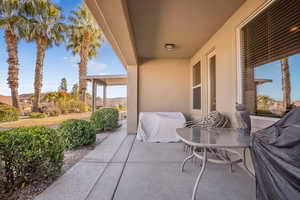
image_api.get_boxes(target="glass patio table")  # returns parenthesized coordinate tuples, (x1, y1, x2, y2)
(176, 127, 252, 200)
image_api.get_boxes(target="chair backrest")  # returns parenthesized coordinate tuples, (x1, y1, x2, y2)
(186, 111, 229, 128)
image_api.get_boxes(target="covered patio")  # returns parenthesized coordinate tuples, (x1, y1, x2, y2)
(83, 75, 127, 112)
(43, 0, 298, 199)
(35, 124, 255, 200)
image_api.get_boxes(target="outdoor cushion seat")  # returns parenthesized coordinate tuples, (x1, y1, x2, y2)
(183, 111, 230, 155)
(184, 111, 228, 129)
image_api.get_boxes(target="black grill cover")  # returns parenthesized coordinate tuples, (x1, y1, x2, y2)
(250, 107, 300, 200)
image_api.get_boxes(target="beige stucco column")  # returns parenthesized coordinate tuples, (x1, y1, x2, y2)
(127, 64, 138, 134)
(92, 79, 97, 113)
(103, 85, 107, 107)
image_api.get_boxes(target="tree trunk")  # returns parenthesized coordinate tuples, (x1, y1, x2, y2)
(32, 38, 47, 112)
(280, 57, 291, 112)
(5, 30, 20, 109)
(79, 31, 90, 103)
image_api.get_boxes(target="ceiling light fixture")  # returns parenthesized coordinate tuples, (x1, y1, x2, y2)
(164, 43, 176, 51)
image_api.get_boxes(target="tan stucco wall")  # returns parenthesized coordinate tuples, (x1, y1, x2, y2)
(138, 58, 190, 116)
(190, 0, 268, 126)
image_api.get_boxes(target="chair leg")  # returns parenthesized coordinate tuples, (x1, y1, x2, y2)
(181, 153, 195, 172)
(225, 151, 233, 173)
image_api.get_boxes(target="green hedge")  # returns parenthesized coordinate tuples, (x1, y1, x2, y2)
(28, 112, 48, 118)
(0, 104, 19, 122)
(0, 126, 64, 190)
(90, 108, 119, 131)
(58, 119, 96, 149)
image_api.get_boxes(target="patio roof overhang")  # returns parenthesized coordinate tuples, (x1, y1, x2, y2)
(254, 79, 273, 86)
(83, 74, 128, 86)
(84, 0, 138, 68)
(82, 75, 127, 112)
(85, 0, 245, 61)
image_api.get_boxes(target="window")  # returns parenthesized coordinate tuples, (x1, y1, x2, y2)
(242, 0, 300, 117)
(192, 62, 201, 110)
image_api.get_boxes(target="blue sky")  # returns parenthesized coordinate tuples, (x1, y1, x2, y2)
(255, 53, 300, 101)
(0, 0, 127, 98)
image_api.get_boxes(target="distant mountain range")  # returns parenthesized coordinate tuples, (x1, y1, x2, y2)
(86, 96, 127, 108)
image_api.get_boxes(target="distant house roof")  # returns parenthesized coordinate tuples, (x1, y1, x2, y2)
(82, 75, 127, 86)
(255, 79, 273, 86)
(0, 95, 12, 105)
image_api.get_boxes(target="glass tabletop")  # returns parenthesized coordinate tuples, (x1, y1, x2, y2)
(176, 128, 251, 148)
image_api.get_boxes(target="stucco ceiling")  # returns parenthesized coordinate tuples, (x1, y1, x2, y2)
(127, 0, 245, 58)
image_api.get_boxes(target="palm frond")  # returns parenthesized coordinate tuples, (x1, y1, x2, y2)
(66, 4, 104, 60)
(20, 0, 66, 46)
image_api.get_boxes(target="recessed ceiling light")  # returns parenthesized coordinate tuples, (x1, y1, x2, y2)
(164, 43, 176, 51)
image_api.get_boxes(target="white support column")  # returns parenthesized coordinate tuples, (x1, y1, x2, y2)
(103, 85, 107, 107)
(92, 79, 97, 113)
(127, 64, 138, 134)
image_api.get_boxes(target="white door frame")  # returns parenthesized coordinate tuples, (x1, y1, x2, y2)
(207, 50, 216, 112)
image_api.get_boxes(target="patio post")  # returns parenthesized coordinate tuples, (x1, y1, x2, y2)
(127, 64, 138, 134)
(92, 79, 97, 113)
(103, 84, 107, 107)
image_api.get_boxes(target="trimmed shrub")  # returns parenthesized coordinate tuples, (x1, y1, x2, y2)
(68, 99, 88, 113)
(0, 126, 64, 190)
(58, 119, 96, 149)
(28, 112, 48, 118)
(90, 108, 119, 131)
(0, 104, 19, 122)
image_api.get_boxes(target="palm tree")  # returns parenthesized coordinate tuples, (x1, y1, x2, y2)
(280, 57, 291, 112)
(23, 0, 65, 112)
(67, 5, 103, 103)
(0, 0, 27, 109)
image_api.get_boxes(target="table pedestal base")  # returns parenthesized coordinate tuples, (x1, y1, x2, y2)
(181, 147, 250, 200)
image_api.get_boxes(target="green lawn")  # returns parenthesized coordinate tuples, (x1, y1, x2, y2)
(0, 112, 91, 129)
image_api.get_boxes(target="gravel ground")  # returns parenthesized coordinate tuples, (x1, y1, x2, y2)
(1, 134, 108, 200)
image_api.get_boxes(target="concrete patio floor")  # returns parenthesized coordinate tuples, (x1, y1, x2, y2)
(35, 124, 255, 200)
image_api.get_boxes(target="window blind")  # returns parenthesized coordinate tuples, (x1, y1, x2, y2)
(242, 0, 300, 68)
(193, 62, 201, 86)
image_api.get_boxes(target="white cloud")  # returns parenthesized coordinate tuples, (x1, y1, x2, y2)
(64, 56, 110, 75)
(0, 84, 10, 96)
(87, 60, 109, 75)
(64, 55, 80, 68)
